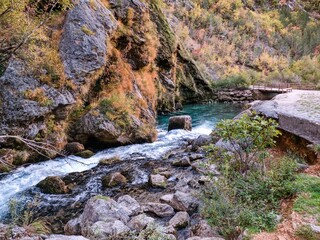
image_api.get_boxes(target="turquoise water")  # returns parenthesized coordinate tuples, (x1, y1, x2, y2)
(157, 103, 243, 133)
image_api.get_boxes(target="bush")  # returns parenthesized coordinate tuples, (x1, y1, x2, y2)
(212, 74, 249, 90)
(202, 114, 297, 239)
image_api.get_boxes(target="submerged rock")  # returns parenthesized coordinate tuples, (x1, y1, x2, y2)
(168, 115, 192, 131)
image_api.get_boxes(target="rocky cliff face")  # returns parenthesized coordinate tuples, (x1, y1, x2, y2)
(0, 0, 213, 170)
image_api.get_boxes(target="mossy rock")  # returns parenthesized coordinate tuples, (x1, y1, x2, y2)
(102, 172, 127, 188)
(99, 156, 121, 166)
(37, 176, 69, 194)
(75, 150, 94, 158)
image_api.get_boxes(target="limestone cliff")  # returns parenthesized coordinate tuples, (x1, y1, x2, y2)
(0, 0, 213, 170)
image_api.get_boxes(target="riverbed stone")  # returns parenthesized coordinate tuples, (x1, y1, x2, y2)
(79, 196, 130, 235)
(128, 214, 155, 231)
(37, 176, 69, 194)
(117, 195, 141, 216)
(191, 135, 212, 150)
(149, 174, 167, 188)
(168, 115, 192, 131)
(75, 150, 94, 159)
(189, 153, 204, 161)
(85, 220, 130, 239)
(99, 156, 121, 166)
(187, 237, 225, 240)
(47, 235, 89, 240)
(169, 191, 199, 212)
(65, 142, 85, 154)
(143, 202, 175, 217)
(172, 156, 191, 167)
(190, 220, 219, 238)
(169, 211, 190, 229)
(160, 194, 174, 204)
(102, 172, 127, 188)
(64, 217, 81, 235)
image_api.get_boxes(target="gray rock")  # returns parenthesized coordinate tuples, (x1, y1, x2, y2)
(128, 214, 155, 231)
(191, 220, 219, 238)
(169, 211, 190, 229)
(192, 135, 212, 149)
(149, 174, 168, 188)
(143, 202, 175, 217)
(310, 224, 320, 233)
(102, 172, 127, 188)
(169, 191, 199, 212)
(60, 0, 117, 85)
(168, 115, 192, 131)
(117, 195, 141, 216)
(64, 217, 81, 235)
(86, 220, 130, 239)
(189, 153, 204, 161)
(80, 196, 130, 235)
(0, 60, 74, 134)
(172, 156, 191, 167)
(47, 235, 89, 240)
(160, 194, 174, 204)
(187, 237, 225, 240)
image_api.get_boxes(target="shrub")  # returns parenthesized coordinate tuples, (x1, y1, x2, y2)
(212, 74, 249, 90)
(203, 114, 296, 239)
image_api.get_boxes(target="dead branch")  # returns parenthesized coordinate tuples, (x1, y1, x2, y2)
(0, 135, 91, 171)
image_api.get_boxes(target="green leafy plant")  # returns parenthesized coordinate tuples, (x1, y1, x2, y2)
(202, 114, 297, 239)
(214, 113, 281, 175)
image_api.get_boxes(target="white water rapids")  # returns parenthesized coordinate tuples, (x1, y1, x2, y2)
(0, 127, 208, 218)
(0, 102, 242, 219)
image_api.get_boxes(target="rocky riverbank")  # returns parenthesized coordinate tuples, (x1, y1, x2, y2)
(0, 134, 225, 240)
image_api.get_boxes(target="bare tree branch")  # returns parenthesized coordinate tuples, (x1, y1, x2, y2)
(0, 135, 91, 171)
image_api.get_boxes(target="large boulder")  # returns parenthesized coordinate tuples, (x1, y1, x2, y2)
(79, 196, 130, 236)
(60, 0, 117, 86)
(168, 115, 192, 131)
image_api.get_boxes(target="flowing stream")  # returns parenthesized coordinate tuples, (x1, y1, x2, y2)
(0, 103, 242, 220)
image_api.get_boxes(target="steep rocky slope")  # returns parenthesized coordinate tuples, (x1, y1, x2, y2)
(0, 0, 212, 170)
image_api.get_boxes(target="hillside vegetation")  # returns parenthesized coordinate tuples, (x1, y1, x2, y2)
(163, 0, 320, 87)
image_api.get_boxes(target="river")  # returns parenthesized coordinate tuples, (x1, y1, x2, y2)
(0, 103, 242, 220)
